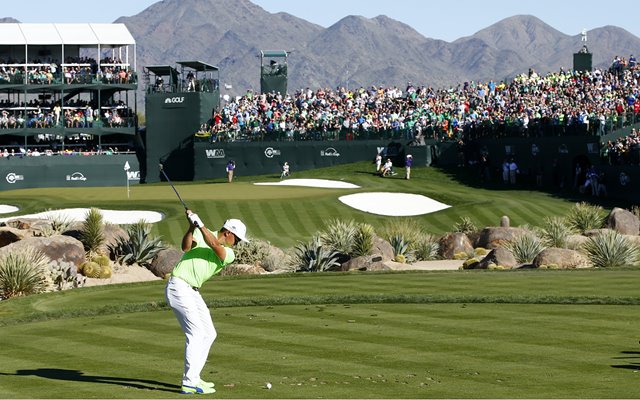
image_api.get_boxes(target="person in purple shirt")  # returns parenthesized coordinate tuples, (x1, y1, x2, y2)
(405, 154, 413, 180)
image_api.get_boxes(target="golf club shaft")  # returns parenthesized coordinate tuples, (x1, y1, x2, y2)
(159, 164, 189, 210)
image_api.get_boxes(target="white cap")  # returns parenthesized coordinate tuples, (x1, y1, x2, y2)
(222, 219, 249, 242)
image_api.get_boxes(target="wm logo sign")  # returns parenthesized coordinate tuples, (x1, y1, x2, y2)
(126, 171, 141, 181)
(206, 149, 226, 159)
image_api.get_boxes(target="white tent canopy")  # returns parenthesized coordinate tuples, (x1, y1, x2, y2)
(0, 23, 135, 45)
(0, 23, 136, 69)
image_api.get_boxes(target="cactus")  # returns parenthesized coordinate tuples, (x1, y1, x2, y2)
(81, 261, 101, 278)
(92, 254, 111, 267)
(394, 254, 406, 263)
(99, 264, 113, 279)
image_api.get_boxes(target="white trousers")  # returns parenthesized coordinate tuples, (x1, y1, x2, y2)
(165, 276, 217, 386)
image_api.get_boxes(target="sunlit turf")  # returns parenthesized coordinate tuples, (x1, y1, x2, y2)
(0, 162, 597, 249)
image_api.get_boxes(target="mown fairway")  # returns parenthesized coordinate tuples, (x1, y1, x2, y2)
(0, 162, 606, 249)
(1, 271, 640, 398)
(1, 163, 639, 398)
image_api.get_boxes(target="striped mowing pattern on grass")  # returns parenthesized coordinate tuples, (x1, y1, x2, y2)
(1, 302, 638, 398)
(0, 162, 589, 248)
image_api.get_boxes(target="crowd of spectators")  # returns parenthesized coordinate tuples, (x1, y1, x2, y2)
(602, 128, 640, 165)
(197, 56, 640, 143)
(0, 56, 135, 85)
(0, 99, 134, 130)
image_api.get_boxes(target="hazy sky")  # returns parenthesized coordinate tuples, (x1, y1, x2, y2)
(4, 0, 639, 42)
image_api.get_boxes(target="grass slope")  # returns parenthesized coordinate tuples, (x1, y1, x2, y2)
(0, 162, 590, 248)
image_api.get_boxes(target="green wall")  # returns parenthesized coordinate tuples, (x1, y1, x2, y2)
(0, 155, 140, 190)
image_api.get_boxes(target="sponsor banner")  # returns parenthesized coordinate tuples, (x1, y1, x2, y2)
(6, 172, 24, 184)
(320, 147, 340, 157)
(163, 96, 186, 108)
(205, 149, 226, 159)
(264, 147, 281, 158)
(127, 171, 141, 181)
(66, 172, 88, 181)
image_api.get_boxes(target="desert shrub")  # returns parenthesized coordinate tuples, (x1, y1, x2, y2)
(505, 230, 546, 264)
(540, 216, 575, 248)
(631, 205, 640, 220)
(352, 223, 375, 257)
(38, 213, 74, 237)
(233, 238, 271, 266)
(413, 235, 440, 261)
(566, 202, 605, 234)
(453, 216, 477, 235)
(583, 230, 640, 268)
(293, 236, 341, 272)
(319, 219, 358, 255)
(108, 220, 165, 267)
(0, 247, 51, 299)
(80, 207, 105, 254)
(380, 219, 423, 245)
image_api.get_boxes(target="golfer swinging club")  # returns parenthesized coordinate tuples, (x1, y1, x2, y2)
(165, 209, 248, 395)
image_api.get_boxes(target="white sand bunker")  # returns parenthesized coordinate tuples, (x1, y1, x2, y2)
(255, 178, 360, 189)
(0, 205, 19, 214)
(0, 208, 164, 225)
(339, 192, 450, 216)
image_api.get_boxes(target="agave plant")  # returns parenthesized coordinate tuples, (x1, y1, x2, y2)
(453, 216, 478, 235)
(108, 220, 165, 267)
(319, 219, 358, 255)
(389, 234, 415, 263)
(293, 236, 341, 272)
(413, 234, 440, 261)
(351, 223, 375, 257)
(0, 246, 51, 299)
(505, 230, 546, 264)
(38, 212, 74, 237)
(80, 207, 105, 254)
(583, 230, 640, 268)
(540, 216, 575, 248)
(566, 202, 605, 234)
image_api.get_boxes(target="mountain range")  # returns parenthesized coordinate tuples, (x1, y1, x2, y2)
(4, 0, 640, 95)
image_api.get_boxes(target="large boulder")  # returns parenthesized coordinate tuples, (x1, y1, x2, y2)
(475, 227, 526, 249)
(341, 254, 386, 271)
(438, 232, 473, 259)
(148, 248, 183, 278)
(566, 234, 589, 250)
(372, 236, 394, 260)
(532, 248, 592, 269)
(475, 247, 518, 269)
(0, 227, 29, 247)
(606, 208, 640, 235)
(0, 235, 85, 268)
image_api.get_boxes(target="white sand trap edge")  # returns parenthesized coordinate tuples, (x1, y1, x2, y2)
(255, 178, 360, 189)
(339, 192, 450, 216)
(0, 208, 165, 225)
(0, 205, 19, 214)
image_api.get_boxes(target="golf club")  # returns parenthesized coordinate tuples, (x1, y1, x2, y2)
(159, 163, 189, 210)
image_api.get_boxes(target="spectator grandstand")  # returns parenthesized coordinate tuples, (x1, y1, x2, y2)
(195, 57, 640, 144)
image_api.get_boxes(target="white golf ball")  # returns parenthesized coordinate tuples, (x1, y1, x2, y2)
(266, 382, 272, 389)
